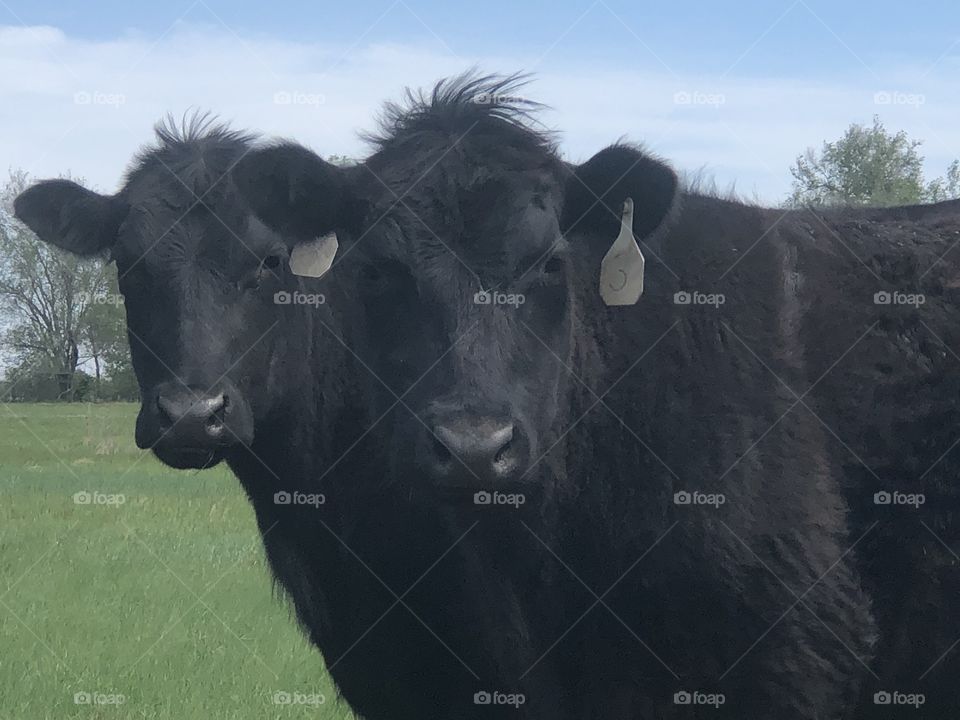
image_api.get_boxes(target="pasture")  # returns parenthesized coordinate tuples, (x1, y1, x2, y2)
(0, 403, 352, 719)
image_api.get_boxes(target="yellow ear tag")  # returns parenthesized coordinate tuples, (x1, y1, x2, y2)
(599, 198, 644, 306)
(289, 232, 338, 278)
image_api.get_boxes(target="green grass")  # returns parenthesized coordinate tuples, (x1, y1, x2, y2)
(0, 403, 354, 720)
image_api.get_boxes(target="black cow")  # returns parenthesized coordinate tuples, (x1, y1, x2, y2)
(12, 119, 389, 714)
(234, 74, 960, 718)
(14, 117, 360, 472)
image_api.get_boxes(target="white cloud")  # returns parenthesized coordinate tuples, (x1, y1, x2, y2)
(2, 22, 959, 203)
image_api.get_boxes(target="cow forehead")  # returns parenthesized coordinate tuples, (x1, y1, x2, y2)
(365, 173, 563, 276)
(115, 197, 274, 270)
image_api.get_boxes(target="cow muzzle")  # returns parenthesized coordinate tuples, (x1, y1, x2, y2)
(418, 409, 530, 488)
(136, 380, 253, 469)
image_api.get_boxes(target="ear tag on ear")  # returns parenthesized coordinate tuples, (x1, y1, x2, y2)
(289, 232, 338, 278)
(599, 198, 645, 306)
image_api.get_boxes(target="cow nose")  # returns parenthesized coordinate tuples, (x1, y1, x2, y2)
(425, 415, 525, 485)
(156, 391, 228, 446)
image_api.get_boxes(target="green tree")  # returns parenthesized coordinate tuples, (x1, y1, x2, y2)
(925, 160, 960, 203)
(327, 154, 356, 167)
(788, 116, 960, 207)
(0, 169, 132, 400)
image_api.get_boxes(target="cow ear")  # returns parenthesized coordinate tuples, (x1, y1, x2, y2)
(562, 145, 678, 247)
(14, 180, 128, 257)
(232, 143, 350, 243)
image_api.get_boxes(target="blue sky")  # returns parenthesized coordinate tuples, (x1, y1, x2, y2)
(3, 0, 960, 201)
(8, 0, 959, 74)
(6, 0, 958, 65)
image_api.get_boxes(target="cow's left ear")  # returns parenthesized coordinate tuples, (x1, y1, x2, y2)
(561, 144, 678, 247)
(14, 180, 128, 257)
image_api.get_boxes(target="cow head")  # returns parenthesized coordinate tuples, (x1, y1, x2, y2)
(235, 76, 677, 498)
(14, 118, 347, 470)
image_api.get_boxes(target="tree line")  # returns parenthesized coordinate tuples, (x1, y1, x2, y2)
(1, 124, 958, 402)
(0, 170, 136, 402)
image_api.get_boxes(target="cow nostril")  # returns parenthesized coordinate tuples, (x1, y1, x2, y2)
(206, 394, 227, 429)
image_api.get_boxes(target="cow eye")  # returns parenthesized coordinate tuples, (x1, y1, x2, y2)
(257, 254, 285, 282)
(240, 255, 284, 291)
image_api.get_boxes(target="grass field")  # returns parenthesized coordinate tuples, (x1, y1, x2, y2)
(0, 403, 354, 720)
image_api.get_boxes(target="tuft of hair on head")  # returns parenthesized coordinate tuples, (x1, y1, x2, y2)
(123, 111, 258, 200)
(362, 69, 558, 154)
(153, 110, 256, 149)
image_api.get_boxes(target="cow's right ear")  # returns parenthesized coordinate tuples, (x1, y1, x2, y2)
(14, 180, 128, 257)
(232, 143, 350, 243)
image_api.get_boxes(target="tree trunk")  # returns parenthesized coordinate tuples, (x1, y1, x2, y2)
(58, 331, 80, 402)
(92, 349, 102, 401)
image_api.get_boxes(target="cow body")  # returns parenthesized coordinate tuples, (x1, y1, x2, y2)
(235, 78, 960, 717)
